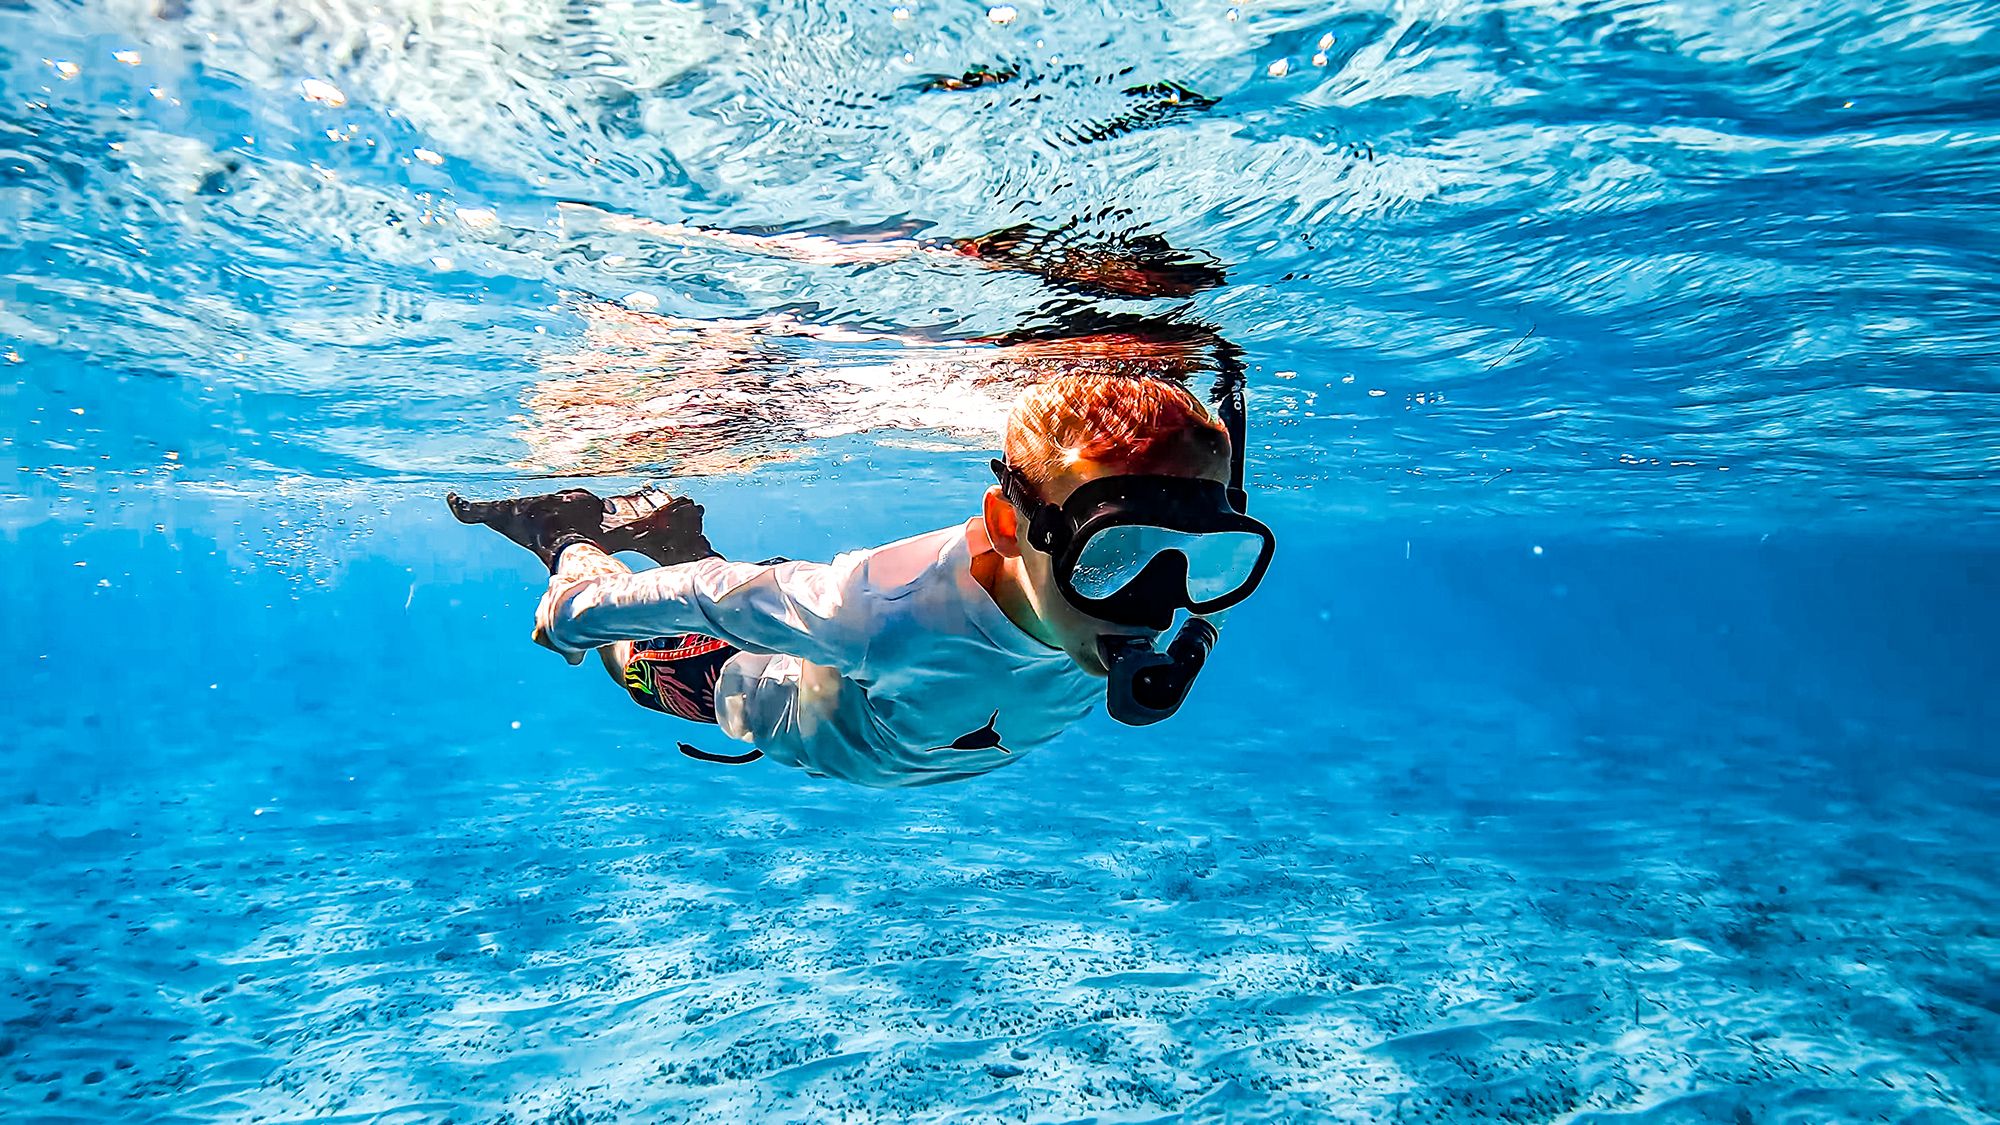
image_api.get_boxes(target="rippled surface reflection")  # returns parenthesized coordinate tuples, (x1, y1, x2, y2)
(4, 0, 1996, 527)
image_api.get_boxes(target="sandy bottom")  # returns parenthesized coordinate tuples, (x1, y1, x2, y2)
(2, 694, 1993, 1124)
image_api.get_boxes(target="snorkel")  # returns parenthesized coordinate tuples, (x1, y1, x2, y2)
(1098, 618, 1218, 725)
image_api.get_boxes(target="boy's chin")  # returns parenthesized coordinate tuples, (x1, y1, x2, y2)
(1072, 645, 1113, 677)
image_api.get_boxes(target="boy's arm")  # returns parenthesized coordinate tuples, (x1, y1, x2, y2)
(532, 544, 868, 671)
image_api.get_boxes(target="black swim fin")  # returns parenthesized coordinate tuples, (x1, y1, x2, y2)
(596, 485, 719, 567)
(446, 488, 606, 571)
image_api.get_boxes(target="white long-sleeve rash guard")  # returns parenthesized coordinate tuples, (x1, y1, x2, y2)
(536, 517, 1102, 788)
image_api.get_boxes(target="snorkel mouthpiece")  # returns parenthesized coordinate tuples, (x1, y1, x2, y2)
(1098, 618, 1218, 726)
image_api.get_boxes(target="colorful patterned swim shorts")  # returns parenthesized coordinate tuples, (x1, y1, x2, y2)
(622, 633, 739, 723)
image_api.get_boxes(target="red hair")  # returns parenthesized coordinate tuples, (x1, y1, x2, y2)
(1004, 373, 1230, 491)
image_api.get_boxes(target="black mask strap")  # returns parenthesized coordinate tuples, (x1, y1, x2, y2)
(1210, 337, 1249, 514)
(990, 457, 1029, 506)
(990, 458, 1066, 554)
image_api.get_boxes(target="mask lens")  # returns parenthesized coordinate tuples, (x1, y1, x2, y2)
(1069, 525, 1265, 602)
(1181, 529, 1267, 599)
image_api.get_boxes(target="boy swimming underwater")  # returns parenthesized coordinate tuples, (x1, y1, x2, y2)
(450, 372, 1274, 788)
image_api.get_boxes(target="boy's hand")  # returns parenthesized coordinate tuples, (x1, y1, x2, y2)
(532, 620, 588, 665)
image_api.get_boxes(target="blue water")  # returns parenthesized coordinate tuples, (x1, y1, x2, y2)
(4, 0, 1997, 1121)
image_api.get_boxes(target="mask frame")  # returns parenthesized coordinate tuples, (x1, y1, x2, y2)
(991, 461, 1274, 630)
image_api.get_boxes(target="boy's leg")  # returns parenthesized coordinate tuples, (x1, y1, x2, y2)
(455, 483, 738, 721)
(588, 493, 738, 722)
(596, 641, 635, 683)
(546, 547, 737, 724)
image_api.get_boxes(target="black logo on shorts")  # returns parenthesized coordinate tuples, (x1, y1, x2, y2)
(936, 711, 1008, 754)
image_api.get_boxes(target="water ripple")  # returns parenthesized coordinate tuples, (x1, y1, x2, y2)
(2, 0, 1997, 528)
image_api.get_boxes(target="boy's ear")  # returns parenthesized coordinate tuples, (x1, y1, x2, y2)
(982, 485, 1023, 558)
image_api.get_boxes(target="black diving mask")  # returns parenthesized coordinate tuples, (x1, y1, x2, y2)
(992, 459, 1275, 631)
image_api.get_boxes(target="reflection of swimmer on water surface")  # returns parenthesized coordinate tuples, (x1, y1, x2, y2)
(456, 216, 1274, 788)
(560, 202, 1228, 300)
(525, 206, 1234, 477)
(527, 303, 1243, 476)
